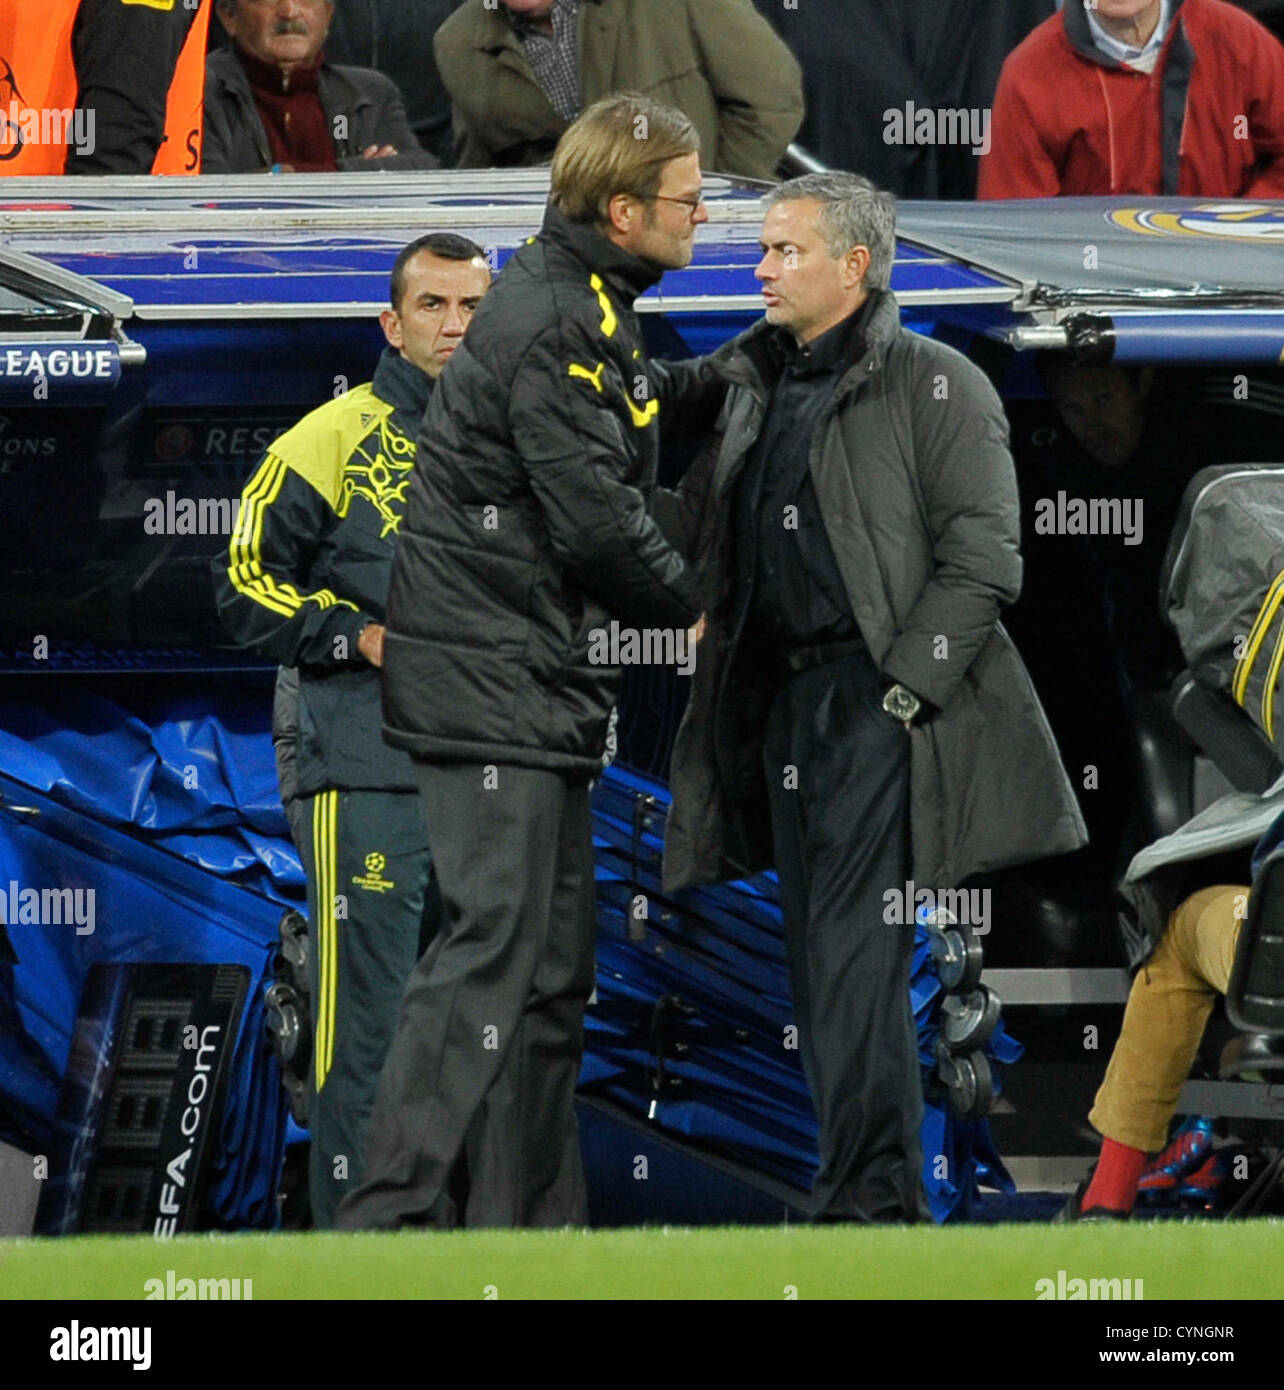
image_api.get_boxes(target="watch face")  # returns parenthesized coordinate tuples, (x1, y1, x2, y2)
(884, 685, 919, 721)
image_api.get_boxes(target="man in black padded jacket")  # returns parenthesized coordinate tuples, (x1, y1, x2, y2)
(337, 95, 726, 1230)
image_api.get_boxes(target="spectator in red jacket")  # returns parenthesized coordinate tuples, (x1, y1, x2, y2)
(978, 0, 1284, 198)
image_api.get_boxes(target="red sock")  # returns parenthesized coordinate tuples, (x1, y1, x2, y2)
(1082, 1137, 1148, 1214)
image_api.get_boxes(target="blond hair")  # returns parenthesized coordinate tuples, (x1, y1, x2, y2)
(550, 94, 699, 227)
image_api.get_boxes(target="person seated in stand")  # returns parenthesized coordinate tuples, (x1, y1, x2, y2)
(979, 0, 1284, 198)
(1035, 359, 1284, 692)
(433, 0, 803, 178)
(1015, 362, 1219, 888)
(1051, 359, 1284, 1217)
(203, 0, 436, 173)
(321, 0, 463, 166)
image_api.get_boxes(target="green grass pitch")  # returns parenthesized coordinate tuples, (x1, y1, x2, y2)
(3, 1222, 1282, 1300)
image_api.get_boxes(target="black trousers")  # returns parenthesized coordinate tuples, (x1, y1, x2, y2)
(297, 788, 438, 1229)
(762, 648, 928, 1222)
(335, 762, 597, 1230)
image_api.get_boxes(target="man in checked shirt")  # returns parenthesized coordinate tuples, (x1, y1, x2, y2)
(433, 0, 804, 179)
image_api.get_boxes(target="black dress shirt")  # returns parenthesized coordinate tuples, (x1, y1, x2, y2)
(733, 298, 877, 656)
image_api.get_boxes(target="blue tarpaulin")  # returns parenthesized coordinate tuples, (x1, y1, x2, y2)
(0, 687, 300, 1230)
(0, 689, 1018, 1227)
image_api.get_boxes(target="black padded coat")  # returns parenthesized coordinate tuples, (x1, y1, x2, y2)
(381, 205, 724, 777)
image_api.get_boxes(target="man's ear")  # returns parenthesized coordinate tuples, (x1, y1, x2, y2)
(380, 308, 402, 350)
(844, 245, 871, 292)
(606, 192, 634, 238)
(215, 1, 237, 38)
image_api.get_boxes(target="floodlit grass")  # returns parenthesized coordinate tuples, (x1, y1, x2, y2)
(2, 1221, 1281, 1300)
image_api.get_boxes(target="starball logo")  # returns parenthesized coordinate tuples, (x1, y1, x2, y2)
(0, 51, 96, 159)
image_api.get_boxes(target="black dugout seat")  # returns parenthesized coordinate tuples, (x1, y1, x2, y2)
(1163, 667, 1284, 1213)
(1170, 672, 1283, 799)
(1167, 666, 1284, 1083)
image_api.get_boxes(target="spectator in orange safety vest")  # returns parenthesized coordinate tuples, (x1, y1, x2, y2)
(0, 0, 212, 175)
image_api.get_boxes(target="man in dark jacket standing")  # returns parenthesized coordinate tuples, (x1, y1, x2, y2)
(204, 0, 436, 172)
(336, 95, 725, 1230)
(214, 233, 490, 1225)
(659, 173, 1086, 1223)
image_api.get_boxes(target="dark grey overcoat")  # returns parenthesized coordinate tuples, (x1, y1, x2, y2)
(658, 290, 1087, 894)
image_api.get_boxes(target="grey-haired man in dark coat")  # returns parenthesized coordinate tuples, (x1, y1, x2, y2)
(658, 173, 1086, 1222)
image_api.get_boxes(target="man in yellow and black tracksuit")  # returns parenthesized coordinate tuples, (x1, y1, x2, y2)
(0, 0, 212, 174)
(214, 232, 492, 1227)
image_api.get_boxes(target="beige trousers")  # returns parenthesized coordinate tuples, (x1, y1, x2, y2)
(1089, 884, 1245, 1153)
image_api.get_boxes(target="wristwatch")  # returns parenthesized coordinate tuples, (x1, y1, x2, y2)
(882, 682, 922, 729)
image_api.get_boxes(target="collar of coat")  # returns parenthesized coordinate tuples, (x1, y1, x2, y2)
(372, 347, 434, 421)
(467, 0, 603, 53)
(1061, 0, 1188, 70)
(721, 287, 903, 402)
(207, 46, 377, 117)
(233, 42, 326, 95)
(539, 202, 665, 304)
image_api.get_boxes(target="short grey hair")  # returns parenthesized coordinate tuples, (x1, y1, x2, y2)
(765, 172, 897, 291)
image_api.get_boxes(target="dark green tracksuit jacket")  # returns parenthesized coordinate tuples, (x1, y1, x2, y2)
(214, 347, 432, 794)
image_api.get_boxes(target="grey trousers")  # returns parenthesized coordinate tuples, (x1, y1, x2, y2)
(336, 761, 597, 1230)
